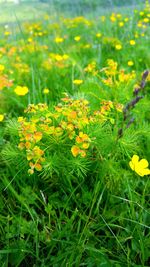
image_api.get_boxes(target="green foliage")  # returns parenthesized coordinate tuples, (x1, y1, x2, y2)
(0, 1, 150, 266)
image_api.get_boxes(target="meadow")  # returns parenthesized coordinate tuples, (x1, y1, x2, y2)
(0, 0, 150, 266)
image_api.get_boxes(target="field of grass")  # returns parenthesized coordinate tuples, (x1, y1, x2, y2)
(0, 0, 150, 266)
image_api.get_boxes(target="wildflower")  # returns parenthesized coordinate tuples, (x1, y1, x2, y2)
(63, 54, 69, 60)
(129, 155, 150, 177)
(124, 17, 129, 22)
(139, 11, 144, 16)
(43, 88, 49, 94)
(0, 64, 5, 72)
(110, 15, 116, 22)
(116, 14, 122, 19)
(54, 37, 64, 43)
(96, 33, 102, 38)
(115, 44, 122, 50)
(119, 22, 124, 27)
(0, 114, 4, 121)
(143, 18, 149, 23)
(73, 79, 83, 85)
(71, 145, 80, 157)
(4, 31, 11, 36)
(27, 38, 33, 43)
(128, 61, 134, 66)
(14, 86, 29, 96)
(74, 36, 81, 42)
(129, 40, 136, 46)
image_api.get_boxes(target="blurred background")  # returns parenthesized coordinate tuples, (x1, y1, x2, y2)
(0, 0, 146, 24)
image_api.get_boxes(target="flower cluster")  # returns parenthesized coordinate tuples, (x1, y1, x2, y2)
(101, 59, 136, 87)
(18, 96, 123, 174)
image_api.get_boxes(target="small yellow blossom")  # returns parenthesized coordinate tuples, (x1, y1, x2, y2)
(129, 40, 136, 46)
(124, 17, 129, 22)
(4, 31, 11, 36)
(14, 86, 29, 96)
(74, 36, 81, 42)
(28, 38, 33, 43)
(129, 155, 150, 177)
(96, 33, 102, 38)
(119, 22, 124, 27)
(0, 64, 5, 72)
(43, 88, 49, 94)
(139, 11, 144, 16)
(0, 114, 4, 121)
(137, 23, 142, 28)
(128, 60, 134, 66)
(115, 44, 122, 50)
(110, 15, 116, 22)
(71, 145, 80, 157)
(54, 37, 64, 43)
(143, 18, 149, 23)
(73, 79, 83, 85)
(116, 14, 122, 19)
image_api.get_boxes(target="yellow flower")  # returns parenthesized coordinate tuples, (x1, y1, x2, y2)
(74, 36, 81, 42)
(139, 11, 144, 16)
(43, 88, 49, 94)
(4, 31, 11, 36)
(115, 44, 122, 50)
(124, 17, 129, 22)
(129, 40, 136, 46)
(54, 37, 64, 43)
(143, 18, 149, 23)
(14, 86, 29, 96)
(71, 145, 80, 157)
(129, 155, 150, 177)
(73, 79, 83, 85)
(119, 22, 124, 27)
(0, 114, 4, 121)
(116, 13, 122, 19)
(110, 15, 116, 22)
(28, 38, 33, 43)
(128, 60, 134, 66)
(0, 64, 5, 72)
(96, 33, 102, 38)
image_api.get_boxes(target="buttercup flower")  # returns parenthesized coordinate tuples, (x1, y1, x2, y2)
(73, 79, 83, 85)
(74, 36, 81, 41)
(0, 114, 4, 121)
(14, 86, 29, 96)
(54, 37, 64, 43)
(96, 33, 102, 38)
(128, 61, 134, 66)
(0, 64, 5, 72)
(129, 155, 150, 177)
(115, 44, 122, 50)
(129, 40, 136, 46)
(43, 88, 49, 94)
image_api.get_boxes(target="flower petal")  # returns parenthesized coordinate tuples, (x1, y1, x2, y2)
(138, 159, 149, 169)
(132, 155, 139, 165)
(135, 166, 150, 177)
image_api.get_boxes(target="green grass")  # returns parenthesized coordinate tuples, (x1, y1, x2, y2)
(0, 0, 150, 266)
